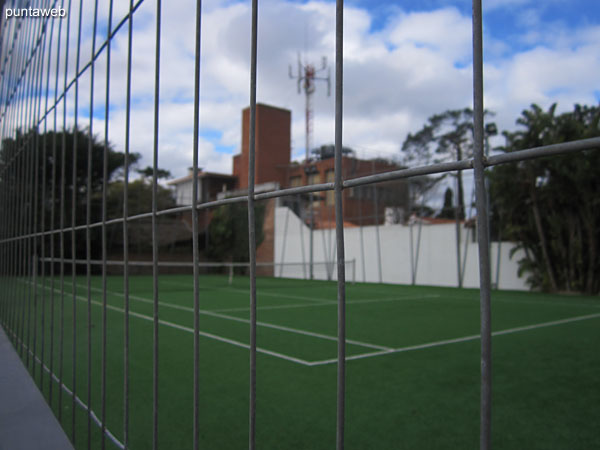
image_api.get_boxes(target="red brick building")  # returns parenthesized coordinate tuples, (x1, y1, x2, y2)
(233, 104, 291, 190)
(283, 150, 407, 227)
(167, 103, 408, 269)
(232, 103, 408, 228)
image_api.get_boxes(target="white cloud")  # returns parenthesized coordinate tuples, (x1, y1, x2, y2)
(386, 7, 473, 63)
(29, 0, 599, 182)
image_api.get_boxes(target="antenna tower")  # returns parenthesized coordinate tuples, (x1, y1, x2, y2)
(289, 54, 331, 162)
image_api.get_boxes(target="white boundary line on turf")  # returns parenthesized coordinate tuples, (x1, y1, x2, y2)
(435, 293, 600, 310)
(212, 294, 441, 312)
(225, 287, 336, 304)
(308, 311, 600, 366)
(76, 284, 392, 352)
(163, 279, 600, 310)
(162, 279, 442, 306)
(34, 282, 313, 366)
(160, 279, 338, 305)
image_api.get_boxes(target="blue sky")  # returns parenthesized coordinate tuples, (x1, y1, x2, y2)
(37, 0, 599, 186)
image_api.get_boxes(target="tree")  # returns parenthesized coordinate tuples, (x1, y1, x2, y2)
(105, 179, 177, 254)
(207, 203, 265, 264)
(106, 179, 176, 219)
(136, 166, 172, 180)
(402, 108, 495, 219)
(490, 104, 600, 294)
(0, 128, 141, 268)
(437, 187, 455, 219)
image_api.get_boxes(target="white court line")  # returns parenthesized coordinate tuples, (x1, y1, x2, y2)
(35, 280, 600, 368)
(161, 279, 446, 309)
(226, 287, 335, 304)
(308, 311, 600, 366)
(161, 279, 336, 304)
(436, 291, 600, 309)
(36, 282, 313, 366)
(213, 294, 441, 312)
(489, 297, 600, 309)
(75, 283, 391, 352)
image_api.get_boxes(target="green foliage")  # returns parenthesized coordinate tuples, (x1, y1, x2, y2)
(0, 128, 141, 268)
(106, 179, 175, 218)
(402, 108, 496, 218)
(207, 202, 265, 263)
(136, 166, 172, 180)
(437, 187, 456, 219)
(105, 179, 177, 253)
(490, 104, 600, 294)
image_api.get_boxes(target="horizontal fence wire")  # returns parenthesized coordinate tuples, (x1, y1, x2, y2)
(0, 1, 599, 450)
(1, 135, 600, 247)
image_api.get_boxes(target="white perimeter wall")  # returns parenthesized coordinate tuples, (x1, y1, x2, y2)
(274, 206, 528, 291)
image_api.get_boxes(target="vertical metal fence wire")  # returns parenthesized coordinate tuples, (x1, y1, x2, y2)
(23, 10, 36, 372)
(123, 0, 135, 447)
(191, 0, 203, 449)
(59, 0, 73, 423)
(33, 6, 51, 391)
(102, 3, 114, 449)
(40, 5, 58, 401)
(5, 3, 20, 345)
(1, 1, 600, 450)
(334, 1, 346, 448)
(34, 0, 48, 380)
(48, 6, 64, 407)
(20, 14, 39, 368)
(22, 10, 41, 364)
(152, 0, 163, 448)
(14, 11, 29, 360)
(72, 1, 85, 443)
(471, 1, 493, 448)
(86, 1, 99, 446)
(247, 1, 259, 448)
(13, 9, 26, 354)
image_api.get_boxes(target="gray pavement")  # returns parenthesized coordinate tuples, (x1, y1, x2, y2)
(0, 325, 74, 450)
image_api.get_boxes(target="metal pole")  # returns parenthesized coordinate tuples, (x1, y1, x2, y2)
(248, 0, 258, 448)
(151, 0, 163, 447)
(58, 0, 73, 423)
(35, 14, 52, 393)
(358, 186, 366, 282)
(334, 0, 346, 448)
(372, 161, 382, 283)
(71, 1, 85, 442)
(278, 207, 290, 277)
(455, 176, 462, 288)
(86, 2, 100, 445)
(47, 6, 63, 407)
(472, 1, 492, 448)
(101, 3, 114, 448)
(123, 0, 135, 446)
(309, 192, 314, 280)
(192, 0, 203, 447)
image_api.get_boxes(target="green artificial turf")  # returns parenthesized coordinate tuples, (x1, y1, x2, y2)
(2, 274, 599, 449)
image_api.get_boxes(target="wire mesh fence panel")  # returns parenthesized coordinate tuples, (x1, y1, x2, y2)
(1, 1, 599, 450)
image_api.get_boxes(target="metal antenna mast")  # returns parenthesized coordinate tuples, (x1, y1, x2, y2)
(289, 54, 331, 162)
(289, 54, 330, 280)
